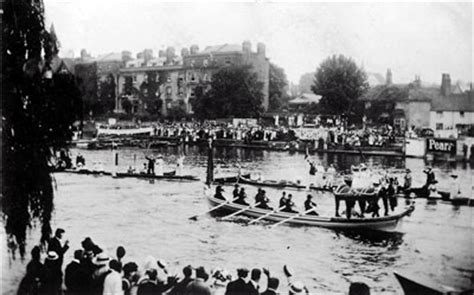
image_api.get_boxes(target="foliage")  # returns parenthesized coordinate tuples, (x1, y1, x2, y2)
(139, 72, 163, 116)
(268, 63, 289, 111)
(97, 73, 116, 114)
(298, 72, 314, 94)
(75, 62, 97, 117)
(311, 55, 369, 116)
(3, 0, 81, 257)
(191, 65, 264, 119)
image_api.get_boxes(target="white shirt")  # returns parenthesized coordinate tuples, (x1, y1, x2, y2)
(103, 270, 123, 295)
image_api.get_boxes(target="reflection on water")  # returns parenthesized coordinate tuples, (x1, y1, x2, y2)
(2, 146, 473, 294)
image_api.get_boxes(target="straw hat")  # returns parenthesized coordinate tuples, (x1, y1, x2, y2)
(46, 251, 59, 261)
(289, 281, 305, 294)
(93, 253, 110, 266)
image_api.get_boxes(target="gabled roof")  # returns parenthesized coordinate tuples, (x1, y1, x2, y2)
(431, 93, 474, 112)
(95, 52, 122, 62)
(288, 93, 321, 104)
(202, 44, 242, 54)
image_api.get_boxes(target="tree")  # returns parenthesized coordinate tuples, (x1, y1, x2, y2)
(98, 73, 116, 114)
(311, 55, 369, 116)
(3, 0, 81, 257)
(298, 72, 314, 94)
(75, 62, 98, 117)
(191, 65, 264, 119)
(268, 63, 289, 111)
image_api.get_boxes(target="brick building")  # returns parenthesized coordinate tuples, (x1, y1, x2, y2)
(116, 41, 270, 116)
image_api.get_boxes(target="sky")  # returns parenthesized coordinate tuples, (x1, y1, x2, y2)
(44, 1, 472, 85)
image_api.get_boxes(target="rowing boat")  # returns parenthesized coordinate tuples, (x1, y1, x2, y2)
(114, 172, 199, 181)
(212, 173, 251, 184)
(393, 271, 472, 295)
(238, 176, 333, 192)
(205, 191, 414, 231)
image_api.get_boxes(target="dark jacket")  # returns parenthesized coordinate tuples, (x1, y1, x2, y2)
(48, 237, 69, 267)
(170, 277, 193, 295)
(260, 289, 278, 295)
(184, 278, 211, 295)
(65, 260, 88, 294)
(225, 278, 252, 295)
(247, 281, 259, 295)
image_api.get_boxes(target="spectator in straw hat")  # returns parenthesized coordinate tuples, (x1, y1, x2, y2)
(43, 251, 62, 295)
(288, 281, 308, 295)
(48, 228, 69, 270)
(90, 253, 111, 295)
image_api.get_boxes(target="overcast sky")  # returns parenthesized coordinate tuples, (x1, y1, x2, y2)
(44, 1, 472, 85)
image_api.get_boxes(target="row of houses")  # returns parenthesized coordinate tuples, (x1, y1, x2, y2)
(64, 41, 270, 117)
(287, 71, 473, 135)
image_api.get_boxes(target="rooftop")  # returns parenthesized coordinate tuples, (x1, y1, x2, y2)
(288, 93, 321, 105)
(202, 44, 242, 54)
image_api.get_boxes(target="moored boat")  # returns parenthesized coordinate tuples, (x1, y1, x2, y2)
(114, 171, 199, 181)
(212, 173, 251, 184)
(205, 191, 414, 231)
(393, 271, 472, 295)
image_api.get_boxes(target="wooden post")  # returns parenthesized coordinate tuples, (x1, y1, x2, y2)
(206, 138, 214, 185)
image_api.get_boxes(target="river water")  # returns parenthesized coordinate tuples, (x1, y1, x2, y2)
(2, 146, 473, 294)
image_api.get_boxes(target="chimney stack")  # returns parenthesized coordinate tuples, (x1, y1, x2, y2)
(190, 45, 199, 55)
(242, 40, 251, 54)
(441, 73, 451, 96)
(166, 47, 175, 64)
(386, 69, 392, 85)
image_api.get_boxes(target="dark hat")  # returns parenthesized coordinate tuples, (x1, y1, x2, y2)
(237, 268, 249, 278)
(307, 194, 313, 199)
(268, 277, 280, 290)
(55, 228, 65, 235)
(234, 184, 239, 187)
(406, 169, 411, 173)
(123, 262, 138, 275)
(93, 253, 110, 266)
(196, 266, 209, 279)
(450, 174, 458, 178)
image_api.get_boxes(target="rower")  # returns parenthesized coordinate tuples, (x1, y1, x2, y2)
(282, 194, 298, 213)
(214, 186, 225, 200)
(76, 153, 85, 167)
(235, 188, 249, 206)
(279, 191, 288, 208)
(304, 195, 318, 215)
(232, 184, 240, 199)
(256, 190, 272, 210)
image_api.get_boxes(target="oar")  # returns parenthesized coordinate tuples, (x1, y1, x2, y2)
(270, 207, 316, 229)
(219, 202, 262, 221)
(247, 206, 285, 225)
(188, 197, 238, 221)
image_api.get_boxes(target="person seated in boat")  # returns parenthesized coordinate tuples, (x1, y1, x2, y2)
(232, 184, 240, 200)
(235, 188, 249, 206)
(279, 192, 288, 209)
(282, 194, 298, 213)
(256, 190, 272, 210)
(127, 166, 135, 174)
(141, 163, 148, 174)
(145, 155, 156, 175)
(214, 186, 226, 200)
(428, 180, 441, 199)
(76, 153, 85, 167)
(304, 195, 318, 216)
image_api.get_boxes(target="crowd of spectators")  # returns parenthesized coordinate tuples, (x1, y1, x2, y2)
(18, 229, 371, 295)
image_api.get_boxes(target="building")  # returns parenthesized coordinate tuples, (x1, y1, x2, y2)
(116, 41, 270, 116)
(361, 71, 473, 133)
(287, 93, 321, 112)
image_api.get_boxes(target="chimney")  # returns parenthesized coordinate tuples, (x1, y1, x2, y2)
(121, 51, 132, 62)
(190, 45, 199, 55)
(242, 40, 251, 54)
(386, 69, 392, 85)
(181, 48, 189, 57)
(441, 73, 451, 96)
(257, 42, 266, 57)
(413, 75, 421, 88)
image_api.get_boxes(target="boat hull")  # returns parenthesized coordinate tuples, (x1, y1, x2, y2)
(206, 194, 414, 231)
(238, 176, 333, 192)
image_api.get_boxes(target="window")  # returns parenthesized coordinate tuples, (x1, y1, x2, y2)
(225, 57, 231, 65)
(133, 75, 137, 82)
(436, 123, 443, 130)
(460, 111, 465, 118)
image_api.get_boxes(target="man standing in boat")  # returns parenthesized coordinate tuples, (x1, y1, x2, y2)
(145, 155, 155, 175)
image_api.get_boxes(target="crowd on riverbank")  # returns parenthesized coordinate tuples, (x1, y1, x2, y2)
(95, 121, 403, 149)
(18, 229, 372, 295)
